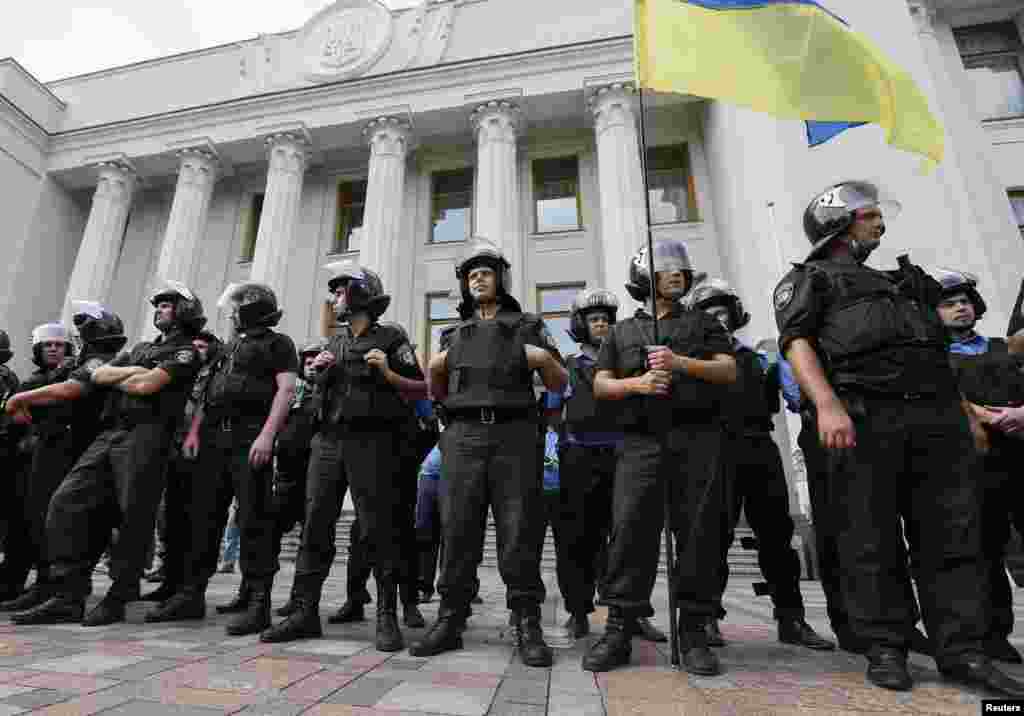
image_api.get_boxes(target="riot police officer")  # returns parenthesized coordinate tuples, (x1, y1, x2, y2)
(584, 240, 736, 676)
(411, 238, 567, 666)
(271, 341, 324, 618)
(12, 281, 204, 626)
(1, 306, 127, 613)
(0, 328, 23, 582)
(935, 269, 1024, 664)
(146, 283, 296, 637)
(688, 278, 834, 652)
(141, 330, 223, 607)
(261, 262, 427, 651)
(775, 181, 1024, 695)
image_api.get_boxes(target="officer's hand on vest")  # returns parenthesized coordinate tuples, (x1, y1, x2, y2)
(635, 370, 672, 397)
(817, 399, 856, 451)
(182, 431, 200, 460)
(987, 405, 1024, 435)
(646, 346, 678, 373)
(313, 351, 337, 371)
(365, 349, 389, 373)
(249, 432, 274, 469)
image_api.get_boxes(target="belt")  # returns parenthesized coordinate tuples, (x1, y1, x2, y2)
(447, 407, 535, 425)
(217, 416, 264, 432)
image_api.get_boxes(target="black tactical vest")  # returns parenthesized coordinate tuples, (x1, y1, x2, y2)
(809, 260, 952, 395)
(69, 350, 118, 456)
(564, 354, 621, 434)
(323, 324, 411, 424)
(22, 360, 77, 437)
(107, 333, 197, 426)
(206, 330, 281, 421)
(0, 365, 19, 441)
(725, 346, 780, 434)
(950, 339, 1024, 407)
(443, 313, 536, 412)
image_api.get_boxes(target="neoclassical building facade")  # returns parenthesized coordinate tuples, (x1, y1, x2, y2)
(2, 0, 1023, 517)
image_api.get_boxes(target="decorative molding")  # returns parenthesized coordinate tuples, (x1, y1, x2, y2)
(362, 116, 414, 155)
(256, 121, 314, 147)
(907, 0, 938, 36)
(353, 104, 414, 123)
(85, 152, 137, 174)
(470, 100, 522, 144)
(463, 87, 524, 105)
(583, 73, 634, 92)
(299, 0, 395, 83)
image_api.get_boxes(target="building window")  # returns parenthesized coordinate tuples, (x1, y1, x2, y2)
(1010, 190, 1024, 232)
(954, 22, 1024, 119)
(533, 156, 582, 233)
(646, 144, 700, 224)
(334, 180, 367, 254)
(239, 193, 264, 263)
(537, 283, 586, 358)
(426, 293, 460, 360)
(431, 168, 474, 244)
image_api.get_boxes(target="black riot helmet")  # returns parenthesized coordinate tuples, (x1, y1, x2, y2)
(625, 239, 694, 302)
(0, 329, 11, 364)
(323, 261, 391, 321)
(454, 238, 513, 319)
(150, 279, 206, 334)
(933, 268, 987, 319)
(568, 289, 620, 345)
(31, 323, 74, 368)
(803, 181, 902, 262)
(687, 276, 750, 331)
(70, 301, 127, 354)
(217, 282, 283, 332)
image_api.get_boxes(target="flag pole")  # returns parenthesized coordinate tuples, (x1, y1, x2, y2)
(636, 84, 681, 669)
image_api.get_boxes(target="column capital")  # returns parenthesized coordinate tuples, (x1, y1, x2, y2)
(265, 132, 310, 177)
(175, 147, 220, 186)
(907, 0, 938, 37)
(588, 82, 638, 135)
(470, 100, 522, 145)
(363, 116, 414, 157)
(93, 160, 138, 199)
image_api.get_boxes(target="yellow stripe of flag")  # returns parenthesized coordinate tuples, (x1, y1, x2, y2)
(634, 0, 944, 165)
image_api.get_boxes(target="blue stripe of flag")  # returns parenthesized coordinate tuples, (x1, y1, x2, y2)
(678, 0, 845, 24)
(805, 121, 866, 147)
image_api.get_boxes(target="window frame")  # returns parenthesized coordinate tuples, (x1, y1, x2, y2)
(1010, 190, 1024, 232)
(531, 155, 584, 234)
(536, 282, 587, 360)
(645, 143, 701, 225)
(429, 167, 475, 245)
(954, 21, 1024, 120)
(425, 292, 461, 362)
(238, 192, 264, 264)
(332, 179, 368, 255)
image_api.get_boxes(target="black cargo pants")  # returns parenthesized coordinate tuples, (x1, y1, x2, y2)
(978, 436, 1024, 642)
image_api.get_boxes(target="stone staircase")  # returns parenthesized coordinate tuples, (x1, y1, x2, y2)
(278, 512, 766, 577)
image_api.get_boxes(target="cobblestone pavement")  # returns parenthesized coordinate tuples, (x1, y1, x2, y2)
(0, 564, 1018, 714)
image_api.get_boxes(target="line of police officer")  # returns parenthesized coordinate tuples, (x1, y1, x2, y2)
(1, 178, 1024, 696)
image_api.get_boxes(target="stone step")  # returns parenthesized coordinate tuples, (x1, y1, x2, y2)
(278, 515, 770, 577)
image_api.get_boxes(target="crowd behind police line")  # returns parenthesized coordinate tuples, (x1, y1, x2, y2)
(2, 179, 1024, 698)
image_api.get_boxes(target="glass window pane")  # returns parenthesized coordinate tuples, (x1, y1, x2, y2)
(646, 145, 699, 223)
(534, 157, 581, 232)
(429, 294, 459, 320)
(335, 181, 367, 253)
(965, 58, 1024, 118)
(1010, 192, 1024, 227)
(432, 169, 474, 244)
(240, 193, 263, 262)
(539, 286, 581, 314)
(543, 315, 576, 358)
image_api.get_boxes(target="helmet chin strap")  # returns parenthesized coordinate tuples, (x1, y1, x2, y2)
(847, 238, 876, 264)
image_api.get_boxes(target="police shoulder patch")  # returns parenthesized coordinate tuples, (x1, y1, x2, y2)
(397, 343, 417, 366)
(83, 358, 106, 373)
(773, 282, 795, 312)
(175, 349, 196, 365)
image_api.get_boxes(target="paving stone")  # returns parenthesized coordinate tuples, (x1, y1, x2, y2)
(489, 703, 547, 716)
(375, 681, 496, 716)
(236, 699, 310, 716)
(325, 676, 404, 706)
(282, 640, 366, 657)
(99, 700, 226, 715)
(280, 670, 360, 702)
(13, 673, 119, 694)
(0, 687, 32, 701)
(386, 657, 428, 670)
(1, 688, 74, 709)
(495, 678, 549, 705)
(101, 657, 182, 680)
(25, 653, 148, 675)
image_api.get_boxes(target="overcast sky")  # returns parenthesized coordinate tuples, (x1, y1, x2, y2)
(2, 0, 421, 83)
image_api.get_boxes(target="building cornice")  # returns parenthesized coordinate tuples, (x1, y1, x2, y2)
(0, 58, 67, 108)
(46, 36, 633, 170)
(0, 93, 49, 154)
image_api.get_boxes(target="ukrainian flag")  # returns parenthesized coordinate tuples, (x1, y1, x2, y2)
(635, 0, 945, 165)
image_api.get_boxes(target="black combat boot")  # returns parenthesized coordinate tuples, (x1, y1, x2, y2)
(564, 612, 590, 639)
(260, 594, 323, 643)
(226, 585, 271, 636)
(986, 636, 1024, 664)
(778, 618, 836, 650)
(582, 610, 632, 672)
(635, 617, 668, 643)
(400, 582, 425, 628)
(140, 581, 178, 603)
(408, 611, 466, 657)
(375, 582, 404, 652)
(11, 595, 84, 625)
(680, 622, 721, 676)
(144, 586, 207, 623)
(327, 599, 366, 624)
(516, 612, 553, 667)
(866, 645, 913, 691)
(941, 652, 1024, 698)
(0, 583, 49, 612)
(216, 580, 251, 614)
(705, 619, 725, 647)
(275, 586, 301, 618)
(82, 594, 128, 627)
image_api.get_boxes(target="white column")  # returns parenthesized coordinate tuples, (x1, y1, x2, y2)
(589, 83, 648, 310)
(471, 101, 523, 294)
(250, 131, 309, 294)
(62, 161, 137, 323)
(155, 148, 219, 287)
(359, 116, 412, 291)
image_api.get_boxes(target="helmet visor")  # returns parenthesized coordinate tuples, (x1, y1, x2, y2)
(824, 182, 902, 222)
(152, 279, 196, 304)
(651, 239, 693, 274)
(32, 323, 69, 345)
(70, 300, 106, 324)
(324, 260, 366, 287)
(933, 267, 980, 294)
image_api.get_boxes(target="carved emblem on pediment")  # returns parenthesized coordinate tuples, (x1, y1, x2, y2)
(302, 0, 394, 82)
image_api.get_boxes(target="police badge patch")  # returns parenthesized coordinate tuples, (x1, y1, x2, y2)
(397, 345, 417, 366)
(175, 349, 196, 365)
(774, 282, 795, 312)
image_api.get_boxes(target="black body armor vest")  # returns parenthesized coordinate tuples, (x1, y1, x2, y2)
(950, 339, 1024, 407)
(323, 324, 411, 424)
(564, 354, 621, 434)
(443, 313, 537, 412)
(206, 330, 281, 420)
(725, 346, 780, 434)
